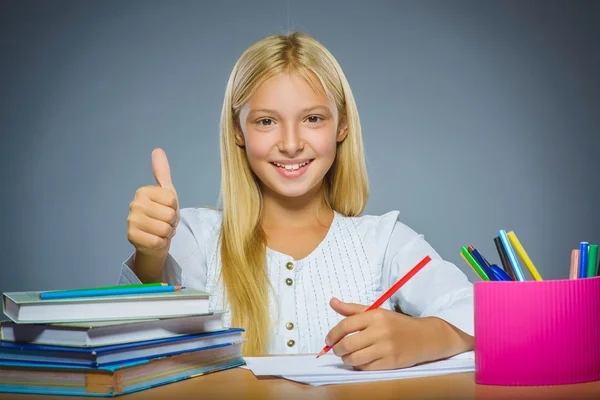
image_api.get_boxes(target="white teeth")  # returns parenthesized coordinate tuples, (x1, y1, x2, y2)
(273, 161, 310, 171)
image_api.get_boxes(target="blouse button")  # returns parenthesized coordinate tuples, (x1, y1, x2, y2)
(287, 339, 295, 347)
(286, 262, 294, 270)
(285, 278, 293, 286)
(286, 322, 294, 330)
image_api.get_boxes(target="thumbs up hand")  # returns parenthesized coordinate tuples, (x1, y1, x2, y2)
(127, 149, 180, 257)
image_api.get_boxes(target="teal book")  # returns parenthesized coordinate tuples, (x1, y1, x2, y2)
(0, 341, 245, 397)
(2, 288, 210, 324)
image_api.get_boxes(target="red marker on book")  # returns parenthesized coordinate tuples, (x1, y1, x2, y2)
(317, 255, 432, 358)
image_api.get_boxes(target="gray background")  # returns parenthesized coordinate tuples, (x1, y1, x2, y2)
(1, 0, 599, 303)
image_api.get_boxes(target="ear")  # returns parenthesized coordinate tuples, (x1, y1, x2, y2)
(234, 122, 246, 147)
(336, 115, 348, 143)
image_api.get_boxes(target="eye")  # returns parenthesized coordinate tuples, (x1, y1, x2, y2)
(258, 118, 274, 126)
(306, 115, 323, 124)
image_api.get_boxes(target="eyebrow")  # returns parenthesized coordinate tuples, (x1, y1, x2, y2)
(248, 105, 331, 116)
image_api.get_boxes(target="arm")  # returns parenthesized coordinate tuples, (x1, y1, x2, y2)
(119, 208, 215, 289)
(384, 222, 475, 339)
(132, 251, 169, 283)
(326, 214, 473, 370)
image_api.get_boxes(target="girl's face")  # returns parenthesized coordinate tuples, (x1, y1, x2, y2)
(237, 72, 347, 200)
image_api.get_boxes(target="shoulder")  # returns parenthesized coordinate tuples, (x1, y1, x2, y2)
(171, 207, 222, 259)
(345, 210, 415, 243)
(345, 210, 400, 234)
(180, 207, 222, 231)
(341, 210, 420, 262)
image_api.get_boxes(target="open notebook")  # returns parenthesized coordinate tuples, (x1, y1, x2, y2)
(244, 351, 474, 386)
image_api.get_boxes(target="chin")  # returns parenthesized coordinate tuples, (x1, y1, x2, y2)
(270, 183, 316, 198)
(260, 177, 322, 199)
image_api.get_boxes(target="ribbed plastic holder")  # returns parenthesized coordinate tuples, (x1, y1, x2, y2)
(474, 276, 600, 385)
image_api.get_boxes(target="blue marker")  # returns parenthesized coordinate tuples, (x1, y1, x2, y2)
(490, 265, 513, 281)
(486, 266, 502, 281)
(498, 229, 525, 281)
(470, 248, 497, 281)
(579, 242, 589, 279)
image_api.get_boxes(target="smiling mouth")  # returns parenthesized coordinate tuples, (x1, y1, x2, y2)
(270, 160, 313, 171)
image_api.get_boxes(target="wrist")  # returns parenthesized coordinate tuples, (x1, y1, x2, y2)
(133, 250, 168, 283)
(417, 317, 473, 362)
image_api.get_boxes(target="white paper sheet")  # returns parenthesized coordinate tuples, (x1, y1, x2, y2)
(244, 351, 475, 386)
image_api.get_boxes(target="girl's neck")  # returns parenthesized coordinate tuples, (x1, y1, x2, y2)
(261, 183, 333, 229)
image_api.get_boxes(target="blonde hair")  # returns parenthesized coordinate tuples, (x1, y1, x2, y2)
(218, 31, 369, 355)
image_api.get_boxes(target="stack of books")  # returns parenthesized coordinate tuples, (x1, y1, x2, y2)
(0, 284, 245, 396)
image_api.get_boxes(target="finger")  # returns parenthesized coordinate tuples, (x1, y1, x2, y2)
(332, 328, 377, 358)
(129, 213, 175, 239)
(329, 297, 368, 317)
(340, 346, 381, 368)
(137, 186, 179, 210)
(152, 148, 177, 193)
(325, 313, 370, 347)
(131, 198, 178, 226)
(128, 228, 169, 250)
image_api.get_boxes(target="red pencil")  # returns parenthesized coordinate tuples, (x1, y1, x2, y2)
(316, 255, 432, 358)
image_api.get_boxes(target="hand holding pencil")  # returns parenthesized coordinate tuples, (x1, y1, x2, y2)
(318, 255, 432, 359)
(316, 256, 472, 371)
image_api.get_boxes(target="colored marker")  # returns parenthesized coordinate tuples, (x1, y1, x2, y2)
(587, 244, 598, 278)
(461, 252, 486, 281)
(467, 244, 493, 268)
(570, 249, 580, 279)
(490, 264, 513, 281)
(44, 283, 168, 294)
(507, 231, 543, 281)
(579, 242, 589, 279)
(40, 285, 184, 300)
(461, 246, 490, 281)
(494, 236, 516, 280)
(469, 246, 496, 281)
(498, 230, 525, 281)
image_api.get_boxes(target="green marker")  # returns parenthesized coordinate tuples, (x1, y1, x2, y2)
(461, 246, 490, 281)
(45, 283, 166, 294)
(587, 244, 598, 278)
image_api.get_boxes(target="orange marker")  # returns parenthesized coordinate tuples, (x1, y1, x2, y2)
(569, 249, 580, 280)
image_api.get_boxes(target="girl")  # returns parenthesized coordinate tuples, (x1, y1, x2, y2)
(121, 31, 474, 371)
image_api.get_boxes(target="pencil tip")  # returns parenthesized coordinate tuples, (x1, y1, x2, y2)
(316, 351, 324, 358)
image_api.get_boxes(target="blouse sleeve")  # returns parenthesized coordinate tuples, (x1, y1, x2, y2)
(117, 208, 221, 291)
(379, 213, 474, 336)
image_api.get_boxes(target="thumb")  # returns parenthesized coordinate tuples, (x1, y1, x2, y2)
(329, 297, 368, 317)
(152, 148, 177, 193)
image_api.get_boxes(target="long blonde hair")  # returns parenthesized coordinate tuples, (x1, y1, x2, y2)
(218, 31, 368, 355)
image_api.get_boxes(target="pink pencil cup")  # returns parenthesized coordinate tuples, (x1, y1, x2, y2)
(474, 276, 600, 386)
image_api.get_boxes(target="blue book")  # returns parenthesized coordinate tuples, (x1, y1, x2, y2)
(0, 341, 245, 397)
(0, 328, 244, 367)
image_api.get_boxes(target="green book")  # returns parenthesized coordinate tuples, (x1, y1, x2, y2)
(2, 288, 210, 324)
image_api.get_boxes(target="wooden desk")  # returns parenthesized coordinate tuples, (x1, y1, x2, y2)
(1, 367, 599, 399)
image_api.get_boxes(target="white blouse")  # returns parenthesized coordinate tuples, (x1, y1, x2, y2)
(119, 208, 474, 355)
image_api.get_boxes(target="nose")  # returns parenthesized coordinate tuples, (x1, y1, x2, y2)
(278, 123, 304, 156)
